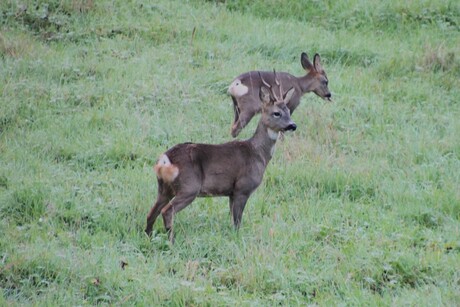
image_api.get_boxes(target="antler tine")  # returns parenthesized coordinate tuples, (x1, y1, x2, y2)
(273, 69, 280, 86)
(259, 71, 279, 102)
(258, 71, 271, 89)
(276, 70, 284, 102)
(272, 69, 281, 101)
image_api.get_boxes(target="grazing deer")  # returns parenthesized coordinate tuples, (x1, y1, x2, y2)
(228, 52, 331, 137)
(145, 73, 297, 243)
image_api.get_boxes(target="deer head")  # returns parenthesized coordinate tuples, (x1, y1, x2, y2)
(259, 71, 297, 134)
(301, 52, 332, 101)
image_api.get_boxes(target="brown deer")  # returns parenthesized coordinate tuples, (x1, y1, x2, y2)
(228, 52, 331, 137)
(145, 72, 297, 243)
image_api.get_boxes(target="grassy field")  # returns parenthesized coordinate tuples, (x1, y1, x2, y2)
(1, 0, 459, 305)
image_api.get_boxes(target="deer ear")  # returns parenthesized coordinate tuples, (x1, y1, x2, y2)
(259, 86, 272, 105)
(313, 53, 324, 73)
(301, 52, 314, 71)
(283, 87, 295, 104)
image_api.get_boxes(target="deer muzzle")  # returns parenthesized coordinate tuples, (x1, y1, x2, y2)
(284, 123, 297, 131)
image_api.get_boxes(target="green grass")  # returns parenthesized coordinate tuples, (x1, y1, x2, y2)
(1, 0, 459, 305)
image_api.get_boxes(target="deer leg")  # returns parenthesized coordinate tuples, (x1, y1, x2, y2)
(230, 192, 250, 229)
(161, 192, 198, 243)
(232, 96, 240, 125)
(229, 195, 233, 212)
(145, 182, 173, 236)
(228, 195, 234, 224)
(231, 108, 258, 138)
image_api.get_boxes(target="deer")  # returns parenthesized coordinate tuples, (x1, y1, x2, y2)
(228, 52, 331, 137)
(145, 72, 297, 243)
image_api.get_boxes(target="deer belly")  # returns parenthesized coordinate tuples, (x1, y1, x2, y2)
(199, 174, 234, 197)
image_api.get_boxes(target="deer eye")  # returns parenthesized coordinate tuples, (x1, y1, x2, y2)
(272, 112, 281, 118)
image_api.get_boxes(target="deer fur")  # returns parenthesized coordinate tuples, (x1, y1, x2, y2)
(145, 73, 297, 243)
(228, 52, 331, 137)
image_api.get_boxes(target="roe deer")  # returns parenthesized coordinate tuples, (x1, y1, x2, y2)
(228, 52, 331, 137)
(145, 72, 297, 243)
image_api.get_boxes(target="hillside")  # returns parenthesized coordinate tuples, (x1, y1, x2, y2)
(1, 0, 459, 305)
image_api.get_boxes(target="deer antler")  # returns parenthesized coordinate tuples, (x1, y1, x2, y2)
(273, 69, 280, 86)
(259, 70, 285, 103)
(273, 70, 284, 103)
(259, 72, 271, 89)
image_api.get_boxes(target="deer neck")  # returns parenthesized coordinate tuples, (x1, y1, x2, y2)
(298, 74, 316, 94)
(248, 120, 279, 165)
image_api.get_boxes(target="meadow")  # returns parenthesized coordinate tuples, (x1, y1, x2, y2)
(1, 0, 459, 305)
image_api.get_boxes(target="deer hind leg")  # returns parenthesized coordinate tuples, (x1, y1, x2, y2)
(230, 93, 261, 138)
(161, 191, 198, 243)
(232, 96, 240, 125)
(145, 181, 174, 236)
(231, 106, 258, 138)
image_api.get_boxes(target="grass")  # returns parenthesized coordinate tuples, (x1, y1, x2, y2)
(1, 0, 459, 305)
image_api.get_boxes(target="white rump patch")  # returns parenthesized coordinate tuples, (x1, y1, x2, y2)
(154, 154, 179, 182)
(158, 154, 171, 166)
(228, 79, 249, 97)
(267, 128, 279, 140)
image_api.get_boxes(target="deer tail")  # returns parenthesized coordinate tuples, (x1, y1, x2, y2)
(154, 154, 179, 183)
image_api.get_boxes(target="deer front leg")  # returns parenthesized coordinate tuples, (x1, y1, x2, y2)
(230, 192, 250, 229)
(145, 182, 173, 236)
(229, 195, 233, 217)
(161, 192, 198, 243)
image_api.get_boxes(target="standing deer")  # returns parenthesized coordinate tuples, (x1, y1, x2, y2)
(228, 52, 331, 137)
(145, 72, 297, 243)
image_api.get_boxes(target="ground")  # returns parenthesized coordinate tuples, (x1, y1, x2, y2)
(0, 0, 459, 305)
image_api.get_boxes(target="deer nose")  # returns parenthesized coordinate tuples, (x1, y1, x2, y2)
(285, 123, 297, 131)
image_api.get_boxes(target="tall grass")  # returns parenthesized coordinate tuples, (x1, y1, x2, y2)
(1, 0, 459, 305)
